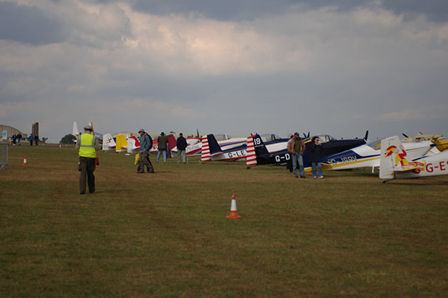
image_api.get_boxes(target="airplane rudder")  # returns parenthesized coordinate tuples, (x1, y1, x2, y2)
(207, 134, 222, 155)
(246, 134, 258, 166)
(201, 135, 211, 162)
(379, 136, 401, 179)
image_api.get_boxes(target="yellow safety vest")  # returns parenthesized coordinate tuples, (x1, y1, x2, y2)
(79, 133, 96, 158)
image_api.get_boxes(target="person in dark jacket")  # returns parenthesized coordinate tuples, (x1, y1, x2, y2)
(156, 132, 169, 163)
(17, 133, 22, 145)
(310, 136, 324, 179)
(176, 133, 188, 163)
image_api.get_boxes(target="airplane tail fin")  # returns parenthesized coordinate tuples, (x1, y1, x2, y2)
(380, 136, 411, 179)
(207, 134, 223, 156)
(167, 134, 177, 151)
(201, 135, 211, 162)
(72, 121, 79, 136)
(247, 134, 270, 166)
(201, 134, 224, 162)
(102, 133, 116, 151)
(115, 134, 128, 152)
(127, 136, 140, 153)
(246, 135, 257, 167)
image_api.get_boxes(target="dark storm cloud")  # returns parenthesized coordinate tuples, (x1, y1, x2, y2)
(382, 0, 448, 22)
(129, 0, 369, 21)
(128, 0, 448, 22)
(0, 2, 65, 45)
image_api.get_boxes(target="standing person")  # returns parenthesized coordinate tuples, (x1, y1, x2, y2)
(287, 132, 306, 178)
(34, 134, 39, 146)
(28, 134, 34, 146)
(156, 132, 169, 163)
(77, 125, 98, 194)
(176, 133, 188, 164)
(17, 133, 22, 145)
(310, 136, 324, 179)
(137, 129, 154, 173)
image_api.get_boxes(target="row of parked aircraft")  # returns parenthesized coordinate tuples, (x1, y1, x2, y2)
(73, 121, 448, 181)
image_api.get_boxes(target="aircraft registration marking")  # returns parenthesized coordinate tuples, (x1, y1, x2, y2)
(327, 156, 357, 165)
(226, 150, 246, 159)
(275, 153, 290, 163)
(424, 161, 447, 173)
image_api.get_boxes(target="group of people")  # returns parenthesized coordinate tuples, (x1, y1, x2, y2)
(77, 126, 325, 195)
(136, 130, 188, 173)
(287, 133, 324, 179)
(10, 133, 22, 145)
(9, 133, 39, 146)
(77, 126, 190, 194)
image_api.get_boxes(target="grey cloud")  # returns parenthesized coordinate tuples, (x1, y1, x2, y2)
(382, 0, 448, 22)
(0, 2, 66, 45)
(129, 0, 364, 21)
(129, 0, 448, 22)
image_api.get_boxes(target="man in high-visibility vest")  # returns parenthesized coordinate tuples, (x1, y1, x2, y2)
(77, 125, 98, 194)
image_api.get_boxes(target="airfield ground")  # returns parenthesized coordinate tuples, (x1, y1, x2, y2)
(0, 145, 447, 296)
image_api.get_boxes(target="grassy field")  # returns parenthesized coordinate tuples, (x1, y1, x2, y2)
(1, 144, 447, 297)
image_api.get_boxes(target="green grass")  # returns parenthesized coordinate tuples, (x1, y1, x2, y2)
(1, 145, 447, 297)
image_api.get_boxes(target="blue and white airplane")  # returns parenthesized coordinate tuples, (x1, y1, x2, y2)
(246, 132, 368, 168)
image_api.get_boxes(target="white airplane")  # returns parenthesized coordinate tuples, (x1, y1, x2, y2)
(187, 134, 248, 157)
(322, 141, 433, 172)
(201, 134, 247, 162)
(380, 136, 448, 181)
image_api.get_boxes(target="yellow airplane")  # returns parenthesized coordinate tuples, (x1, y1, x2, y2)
(401, 132, 441, 143)
(431, 136, 448, 152)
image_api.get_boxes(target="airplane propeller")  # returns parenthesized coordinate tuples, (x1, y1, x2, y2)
(402, 133, 409, 138)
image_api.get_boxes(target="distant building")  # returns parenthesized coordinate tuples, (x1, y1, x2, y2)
(0, 124, 26, 140)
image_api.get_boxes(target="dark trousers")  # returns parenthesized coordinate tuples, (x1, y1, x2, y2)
(138, 151, 154, 173)
(79, 157, 96, 193)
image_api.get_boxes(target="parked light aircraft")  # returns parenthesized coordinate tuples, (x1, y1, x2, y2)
(201, 134, 247, 162)
(432, 136, 448, 152)
(246, 132, 368, 167)
(201, 134, 292, 162)
(322, 140, 433, 172)
(380, 136, 448, 180)
(189, 134, 248, 157)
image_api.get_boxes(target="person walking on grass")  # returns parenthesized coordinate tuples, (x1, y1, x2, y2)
(156, 132, 169, 163)
(176, 133, 188, 164)
(28, 134, 34, 146)
(310, 136, 324, 179)
(287, 132, 306, 178)
(137, 129, 154, 173)
(77, 125, 99, 194)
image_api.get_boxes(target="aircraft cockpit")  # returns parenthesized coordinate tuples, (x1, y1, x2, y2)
(317, 135, 335, 144)
(259, 134, 281, 142)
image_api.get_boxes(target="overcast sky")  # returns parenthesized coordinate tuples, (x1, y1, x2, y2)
(1, 0, 447, 142)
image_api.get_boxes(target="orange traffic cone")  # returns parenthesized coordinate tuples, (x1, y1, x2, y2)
(23, 156, 28, 166)
(226, 194, 242, 219)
